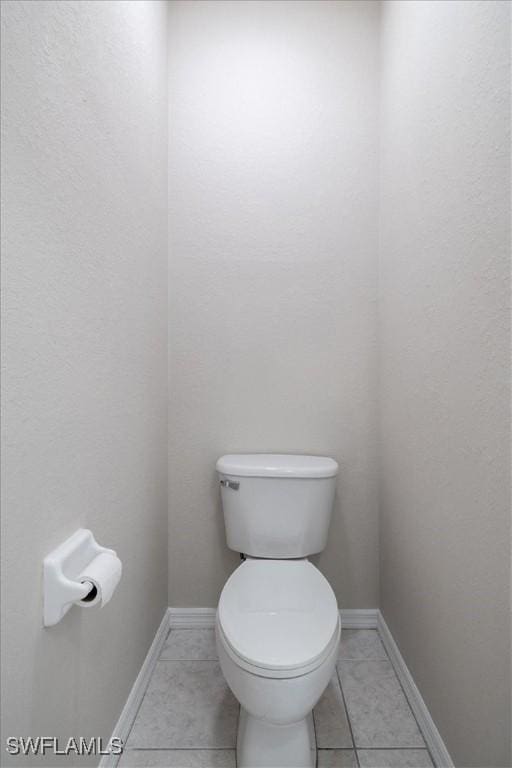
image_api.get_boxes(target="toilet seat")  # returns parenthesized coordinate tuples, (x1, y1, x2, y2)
(217, 559, 339, 679)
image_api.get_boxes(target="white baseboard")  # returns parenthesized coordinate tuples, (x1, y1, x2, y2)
(169, 607, 216, 628)
(101, 606, 453, 768)
(377, 612, 454, 768)
(168, 607, 380, 630)
(98, 608, 170, 768)
(340, 608, 379, 629)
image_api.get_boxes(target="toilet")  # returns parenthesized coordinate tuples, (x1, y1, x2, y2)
(215, 454, 340, 768)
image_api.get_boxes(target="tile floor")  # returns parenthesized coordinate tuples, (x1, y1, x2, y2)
(119, 628, 435, 768)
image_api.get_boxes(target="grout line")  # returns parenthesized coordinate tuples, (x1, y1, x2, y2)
(311, 706, 319, 768)
(355, 747, 432, 751)
(374, 628, 436, 767)
(119, 672, 155, 757)
(235, 705, 240, 768)
(335, 665, 360, 768)
(126, 747, 237, 751)
(126, 747, 429, 752)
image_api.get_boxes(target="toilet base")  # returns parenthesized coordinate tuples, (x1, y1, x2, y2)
(237, 707, 316, 768)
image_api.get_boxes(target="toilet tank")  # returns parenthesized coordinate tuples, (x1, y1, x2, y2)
(216, 454, 338, 558)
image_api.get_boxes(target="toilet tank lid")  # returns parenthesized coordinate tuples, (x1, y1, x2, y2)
(216, 454, 338, 479)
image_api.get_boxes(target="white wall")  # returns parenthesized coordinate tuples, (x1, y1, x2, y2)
(168, 0, 380, 608)
(3, 2, 510, 766)
(0, 1, 168, 762)
(378, 2, 511, 766)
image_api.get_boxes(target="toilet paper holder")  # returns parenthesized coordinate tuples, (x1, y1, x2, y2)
(43, 528, 118, 627)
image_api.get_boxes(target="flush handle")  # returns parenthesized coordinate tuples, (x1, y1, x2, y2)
(220, 479, 240, 491)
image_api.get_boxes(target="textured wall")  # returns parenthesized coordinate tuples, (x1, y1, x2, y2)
(0, 1, 168, 762)
(168, 0, 380, 608)
(378, 2, 511, 766)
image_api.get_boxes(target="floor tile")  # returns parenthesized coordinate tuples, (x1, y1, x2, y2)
(358, 749, 434, 767)
(313, 674, 353, 748)
(118, 750, 236, 767)
(339, 630, 388, 660)
(127, 661, 239, 749)
(317, 749, 358, 767)
(161, 629, 218, 660)
(338, 661, 425, 748)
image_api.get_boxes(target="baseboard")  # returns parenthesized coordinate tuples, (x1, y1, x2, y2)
(340, 608, 379, 629)
(377, 612, 454, 768)
(169, 607, 217, 628)
(98, 608, 170, 768)
(169, 607, 379, 630)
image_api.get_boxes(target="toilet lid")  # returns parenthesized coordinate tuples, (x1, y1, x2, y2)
(217, 559, 339, 672)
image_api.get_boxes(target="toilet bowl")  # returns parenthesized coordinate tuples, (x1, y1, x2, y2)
(216, 558, 340, 768)
(216, 453, 339, 768)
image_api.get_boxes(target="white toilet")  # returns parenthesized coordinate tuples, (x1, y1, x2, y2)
(215, 454, 340, 768)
